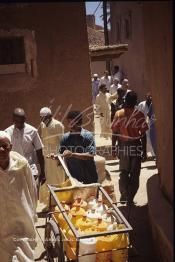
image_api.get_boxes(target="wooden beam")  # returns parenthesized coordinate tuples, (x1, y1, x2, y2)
(90, 52, 124, 61)
(89, 44, 128, 61)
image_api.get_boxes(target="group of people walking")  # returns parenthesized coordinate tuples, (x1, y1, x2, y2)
(0, 108, 98, 261)
(92, 65, 156, 158)
(92, 66, 157, 205)
(0, 65, 157, 261)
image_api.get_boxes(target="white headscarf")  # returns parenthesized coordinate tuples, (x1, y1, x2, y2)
(0, 131, 11, 142)
(40, 107, 52, 117)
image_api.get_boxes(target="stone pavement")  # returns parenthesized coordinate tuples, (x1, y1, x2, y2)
(34, 115, 160, 261)
(105, 159, 159, 262)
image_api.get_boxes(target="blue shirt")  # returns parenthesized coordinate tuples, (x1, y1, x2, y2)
(59, 128, 98, 184)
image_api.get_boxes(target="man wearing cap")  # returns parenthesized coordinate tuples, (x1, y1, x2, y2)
(5, 108, 45, 185)
(0, 131, 37, 261)
(96, 84, 118, 139)
(39, 107, 65, 208)
(92, 73, 100, 105)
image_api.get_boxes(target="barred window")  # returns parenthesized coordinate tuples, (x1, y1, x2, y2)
(0, 37, 25, 65)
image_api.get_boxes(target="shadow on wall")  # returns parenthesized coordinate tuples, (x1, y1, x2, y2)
(118, 204, 159, 262)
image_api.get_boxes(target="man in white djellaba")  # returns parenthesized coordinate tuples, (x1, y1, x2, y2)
(96, 84, 117, 139)
(0, 131, 37, 261)
(99, 70, 112, 91)
(39, 107, 65, 210)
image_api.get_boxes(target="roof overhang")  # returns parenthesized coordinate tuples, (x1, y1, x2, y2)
(89, 44, 128, 61)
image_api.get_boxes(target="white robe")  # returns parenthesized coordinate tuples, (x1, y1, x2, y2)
(39, 118, 65, 206)
(96, 92, 114, 138)
(0, 151, 37, 262)
(137, 101, 155, 156)
(99, 76, 112, 91)
(109, 83, 121, 95)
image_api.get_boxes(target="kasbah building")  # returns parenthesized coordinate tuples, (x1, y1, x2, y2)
(0, 2, 172, 262)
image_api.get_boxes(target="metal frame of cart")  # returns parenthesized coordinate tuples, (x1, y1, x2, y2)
(44, 155, 133, 262)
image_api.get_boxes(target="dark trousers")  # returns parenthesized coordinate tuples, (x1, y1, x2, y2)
(111, 102, 116, 122)
(118, 140, 142, 201)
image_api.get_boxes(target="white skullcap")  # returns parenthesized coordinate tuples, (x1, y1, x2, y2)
(40, 107, 52, 117)
(123, 78, 128, 82)
(93, 73, 98, 77)
(0, 131, 11, 142)
(114, 77, 119, 81)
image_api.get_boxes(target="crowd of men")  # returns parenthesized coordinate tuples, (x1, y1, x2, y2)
(92, 65, 156, 157)
(92, 65, 157, 204)
(0, 108, 99, 261)
(0, 64, 156, 261)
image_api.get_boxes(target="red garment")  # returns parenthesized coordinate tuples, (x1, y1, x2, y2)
(111, 108, 148, 141)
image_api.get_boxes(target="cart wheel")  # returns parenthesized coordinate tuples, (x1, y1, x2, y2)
(45, 219, 65, 262)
